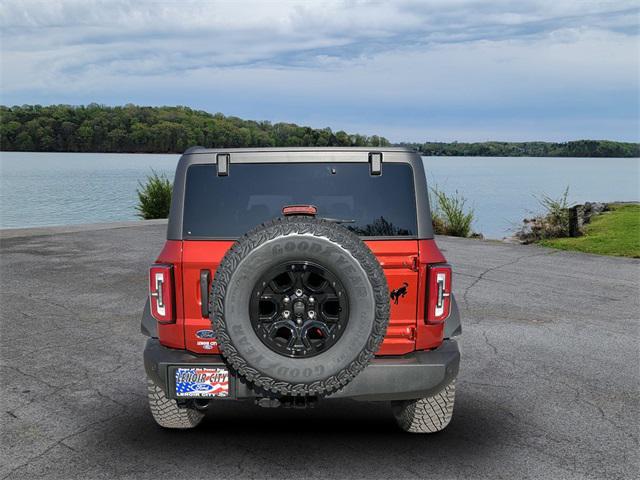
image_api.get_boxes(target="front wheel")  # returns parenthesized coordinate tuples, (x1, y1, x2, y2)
(391, 380, 456, 433)
(147, 379, 204, 429)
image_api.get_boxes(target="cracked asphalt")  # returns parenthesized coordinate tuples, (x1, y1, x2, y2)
(1, 222, 638, 479)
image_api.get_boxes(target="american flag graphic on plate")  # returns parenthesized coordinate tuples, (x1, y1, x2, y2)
(175, 367, 229, 397)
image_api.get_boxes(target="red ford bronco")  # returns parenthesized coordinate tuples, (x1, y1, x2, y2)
(142, 147, 461, 433)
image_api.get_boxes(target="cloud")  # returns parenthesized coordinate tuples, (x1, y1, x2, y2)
(0, 0, 638, 141)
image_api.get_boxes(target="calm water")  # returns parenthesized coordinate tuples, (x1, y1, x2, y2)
(1, 152, 638, 238)
(423, 156, 639, 237)
(0, 152, 178, 230)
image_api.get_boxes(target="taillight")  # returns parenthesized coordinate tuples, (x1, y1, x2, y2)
(426, 264, 452, 324)
(149, 264, 175, 323)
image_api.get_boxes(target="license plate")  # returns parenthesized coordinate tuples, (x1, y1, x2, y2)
(175, 367, 229, 397)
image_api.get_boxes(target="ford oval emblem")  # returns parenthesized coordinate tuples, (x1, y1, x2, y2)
(196, 329, 216, 339)
(194, 384, 212, 391)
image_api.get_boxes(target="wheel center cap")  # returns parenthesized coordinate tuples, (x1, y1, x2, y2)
(293, 300, 306, 317)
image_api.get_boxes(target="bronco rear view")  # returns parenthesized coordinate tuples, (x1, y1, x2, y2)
(142, 147, 461, 433)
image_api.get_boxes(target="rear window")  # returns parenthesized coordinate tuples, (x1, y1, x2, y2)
(183, 163, 417, 238)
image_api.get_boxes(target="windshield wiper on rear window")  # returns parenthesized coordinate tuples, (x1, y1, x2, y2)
(320, 217, 356, 224)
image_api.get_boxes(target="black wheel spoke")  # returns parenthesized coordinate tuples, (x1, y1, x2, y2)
(293, 270, 305, 291)
(250, 261, 349, 358)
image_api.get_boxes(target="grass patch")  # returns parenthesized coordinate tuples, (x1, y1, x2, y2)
(539, 204, 640, 258)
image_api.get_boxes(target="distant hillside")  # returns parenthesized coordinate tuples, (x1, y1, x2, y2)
(1, 104, 637, 157)
(398, 140, 640, 158)
(0, 104, 390, 153)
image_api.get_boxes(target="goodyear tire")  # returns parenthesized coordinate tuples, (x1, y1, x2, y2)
(210, 216, 389, 397)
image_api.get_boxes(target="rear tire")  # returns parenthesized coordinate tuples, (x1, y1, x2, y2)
(147, 379, 204, 429)
(392, 380, 456, 433)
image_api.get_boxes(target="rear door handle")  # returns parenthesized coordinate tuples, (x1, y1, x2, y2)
(200, 269, 211, 318)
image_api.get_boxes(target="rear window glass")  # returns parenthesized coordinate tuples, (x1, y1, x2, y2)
(183, 163, 417, 238)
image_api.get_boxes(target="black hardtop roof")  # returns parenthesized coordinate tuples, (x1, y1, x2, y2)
(184, 146, 416, 154)
(177, 146, 422, 167)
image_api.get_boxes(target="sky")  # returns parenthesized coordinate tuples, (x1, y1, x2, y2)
(1, 0, 638, 142)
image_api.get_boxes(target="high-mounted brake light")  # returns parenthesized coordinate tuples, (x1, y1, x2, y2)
(149, 264, 175, 323)
(282, 205, 317, 216)
(426, 264, 452, 324)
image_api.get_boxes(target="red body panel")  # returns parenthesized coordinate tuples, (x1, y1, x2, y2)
(365, 240, 418, 355)
(181, 240, 234, 354)
(156, 238, 449, 355)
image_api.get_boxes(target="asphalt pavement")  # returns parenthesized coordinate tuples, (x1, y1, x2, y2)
(1, 222, 638, 479)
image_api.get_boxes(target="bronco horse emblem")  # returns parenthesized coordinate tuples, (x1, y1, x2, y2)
(390, 282, 409, 305)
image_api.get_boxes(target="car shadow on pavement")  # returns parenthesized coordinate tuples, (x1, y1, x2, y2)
(9, 389, 521, 479)
(113, 396, 515, 474)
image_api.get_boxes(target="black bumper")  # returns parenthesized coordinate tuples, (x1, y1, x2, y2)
(144, 338, 460, 402)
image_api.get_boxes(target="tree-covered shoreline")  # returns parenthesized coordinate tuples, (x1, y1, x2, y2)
(398, 140, 640, 158)
(0, 104, 389, 153)
(1, 104, 638, 157)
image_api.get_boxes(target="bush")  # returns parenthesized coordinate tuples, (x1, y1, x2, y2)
(430, 186, 475, 237)
(431, 211, 447, 235)
(136, 170, 172, 219)
(535, 186, 570, 236)
(514, 186, 571, 242)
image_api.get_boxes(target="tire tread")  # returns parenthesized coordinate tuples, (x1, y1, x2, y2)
(147, 379, 204, 429)
(393, 380, 456, 433)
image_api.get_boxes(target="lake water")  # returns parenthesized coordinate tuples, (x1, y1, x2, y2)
(1, 152, 638, 238)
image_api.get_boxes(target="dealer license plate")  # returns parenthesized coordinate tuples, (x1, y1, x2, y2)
(175, 367, 229, 397)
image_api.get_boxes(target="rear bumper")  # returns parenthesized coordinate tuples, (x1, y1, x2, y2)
(144, 338, 460, 402)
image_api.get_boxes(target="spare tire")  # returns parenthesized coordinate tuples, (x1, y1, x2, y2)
(210, 216, 389, 397)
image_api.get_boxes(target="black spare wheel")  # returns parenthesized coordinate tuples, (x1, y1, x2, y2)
(210, 216, 389, 397)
